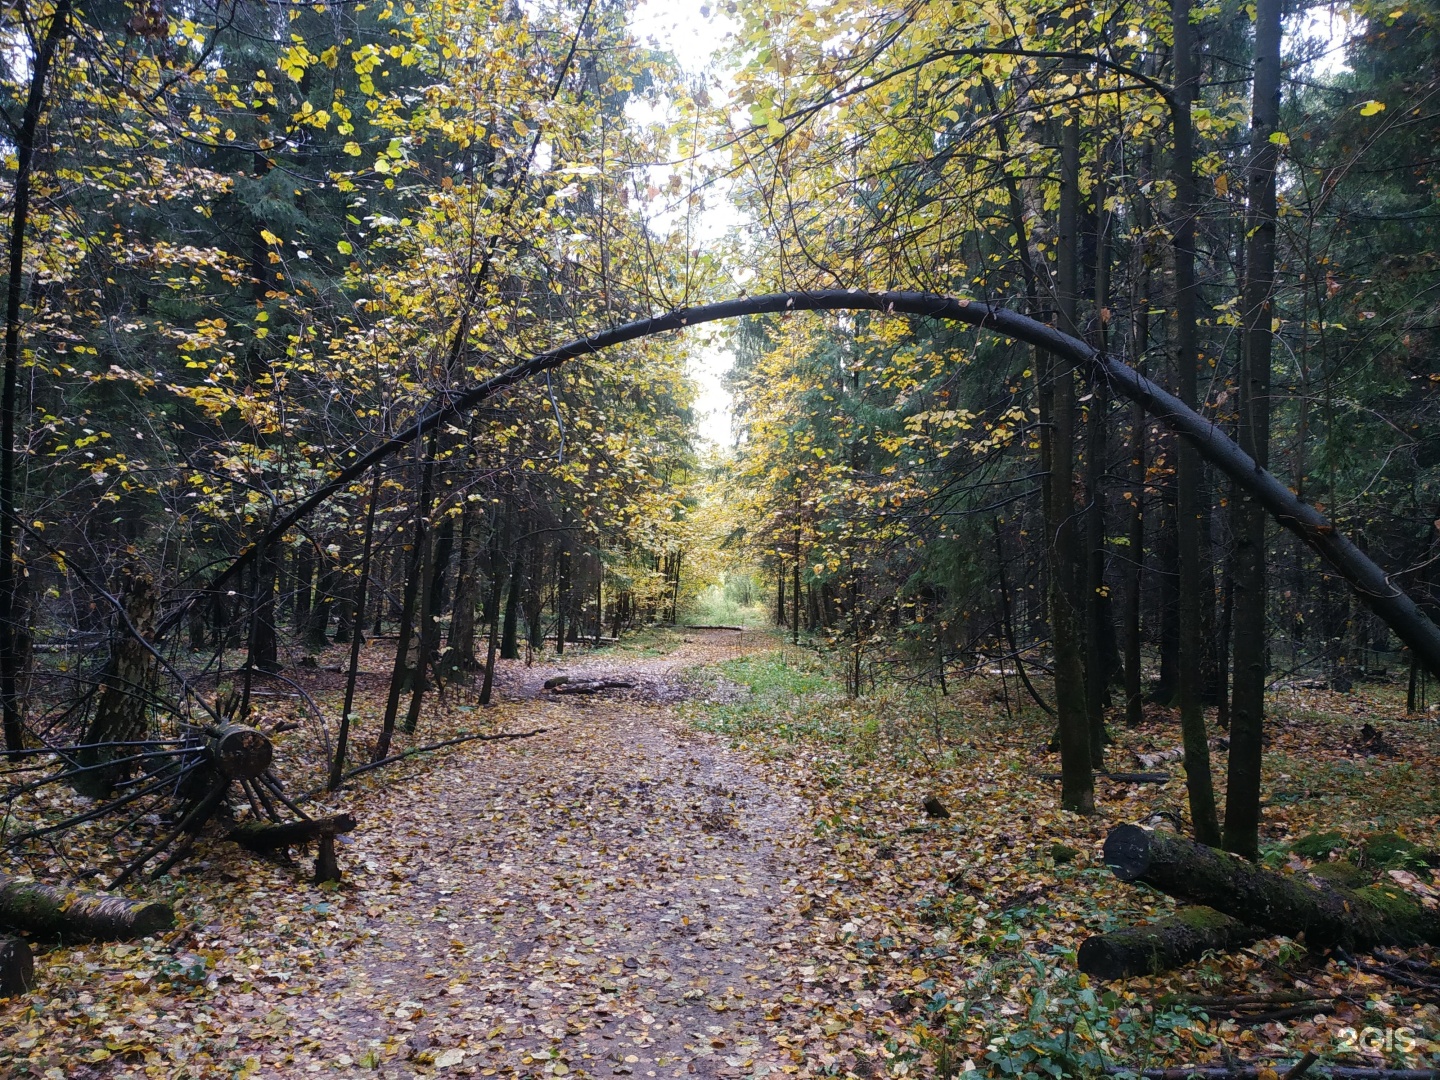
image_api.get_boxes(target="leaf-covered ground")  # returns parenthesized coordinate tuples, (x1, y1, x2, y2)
(2, 630, 1439, 1078)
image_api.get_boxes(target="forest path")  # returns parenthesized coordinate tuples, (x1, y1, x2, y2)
(289, 629, 814, 1079)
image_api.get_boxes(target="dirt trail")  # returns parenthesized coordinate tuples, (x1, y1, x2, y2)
(298, 630, 811, 1078)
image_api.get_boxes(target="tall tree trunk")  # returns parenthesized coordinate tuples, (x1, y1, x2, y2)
(500, 537, 524, 660)
(1, 0, 71, 756)
(374, 440, 436, 762)
(1171, 0, 1222, 846)
(331, 471, 381, 790)
(1052, 61, 1095, 813)
(1225, 0, 1282, 859)
(1084, 154, 1113, 767)
(1124, 187, 1151, 729)
(555, 530, 570, 654)
(76, 568, 159, 796)
(446, 498, 483, 672)
(292, 544, 315, 631)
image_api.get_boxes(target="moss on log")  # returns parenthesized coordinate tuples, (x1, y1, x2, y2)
(1103, 825, 1440, 949)
(0, 874, 173, 940)
(1078, 906, 1265, 980)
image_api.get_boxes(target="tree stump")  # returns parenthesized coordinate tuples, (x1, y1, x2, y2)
(0, 934, 34, 995)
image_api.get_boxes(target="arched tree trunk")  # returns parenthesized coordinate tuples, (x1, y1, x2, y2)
(181, 291, 1440, 684)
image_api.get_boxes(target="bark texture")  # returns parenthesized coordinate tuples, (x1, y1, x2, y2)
(1103, 825, 1440, 948)
(1078, 907, 1263, 980)
(0, 874, 173, 940)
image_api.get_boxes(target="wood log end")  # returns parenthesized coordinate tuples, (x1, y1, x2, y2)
(0, 934, 35, 996)
(213, 724, 274, 780)
(922, 796, 951, 819)
(125, 900, 176, 939)
(1103, 823, 1154, 883)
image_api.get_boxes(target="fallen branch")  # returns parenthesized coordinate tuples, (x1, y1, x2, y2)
(337, 728, 547, 783)
(0, 873, 173, 940)
(230, 813, 356, 853)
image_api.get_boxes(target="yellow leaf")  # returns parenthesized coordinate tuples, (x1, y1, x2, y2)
(1359, 100, 1386, 116)
(259, 228, 281, 246)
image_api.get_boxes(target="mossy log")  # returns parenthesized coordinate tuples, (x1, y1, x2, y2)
(0, 874, 173, 940)
(1104, 825, 1440, 949)
(0, 934, 34, 995)
(229, 812, 356, 853)
(1078, 907, 1265, 980)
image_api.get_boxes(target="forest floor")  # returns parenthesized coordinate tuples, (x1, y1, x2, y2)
(2, 629, 1439, 1079)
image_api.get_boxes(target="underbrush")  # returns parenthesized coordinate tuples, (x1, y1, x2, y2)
(686, 637, 1440, 1078)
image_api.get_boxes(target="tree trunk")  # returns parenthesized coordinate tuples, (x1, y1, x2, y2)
(1078, 907, 1263, 980)
(332, 471, 381, 790)
(1171, 0, 1222, 846)
(1085, 157, 1113, 766)
(76, 568, 161, 796)
(555, 530, 570, 655)
(375, 441, 436, 762)
(292, 543, 315, 631)
(190, 290, 1440, 683)
(1226, 0, 1283, 860)
(0, 874, 173, 940)
(446, 498, 483, 672)
(1, 0, 71, 757)
(500, 538, 524, 660)
(1052, 55, 1096, 812)
(1103, 825, 1440, 949)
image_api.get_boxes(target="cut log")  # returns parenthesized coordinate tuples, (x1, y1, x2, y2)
(208, 723, 273, 780)
(0, 933, 34, 995)
(1038, 772, 1171, 785)
(543, 675, 570, 690)
(230, 813, 356, 853)
(548, 678, 635, 695)
(923, 795, 951, 819)
(1103, 824, 1440, 948)
(1077, 907, 1265, 980)
(1136, 747, 1184, 770)
(0, 874, 173, 940)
